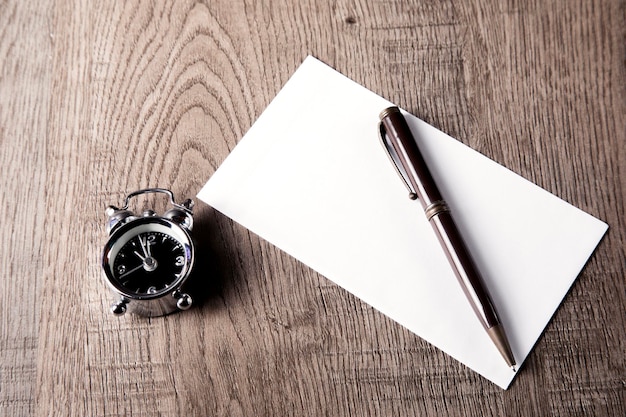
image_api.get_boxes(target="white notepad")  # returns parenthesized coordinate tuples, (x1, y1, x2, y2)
(198, 56, 608, 388)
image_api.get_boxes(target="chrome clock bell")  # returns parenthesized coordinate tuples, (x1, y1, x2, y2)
(101, 188, 196, 317)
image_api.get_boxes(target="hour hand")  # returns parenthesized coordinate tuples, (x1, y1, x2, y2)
(133, 250, 146, 261)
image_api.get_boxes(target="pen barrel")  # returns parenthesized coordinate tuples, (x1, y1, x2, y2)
(379, 107, 501, 329)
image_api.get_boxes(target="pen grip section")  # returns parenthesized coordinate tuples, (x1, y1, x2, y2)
(430, 211, 501, 329)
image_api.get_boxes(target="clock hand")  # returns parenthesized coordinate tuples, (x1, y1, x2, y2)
(145, 237, 152, 257)
(138, 235, 150, 258)
(119, 263, 144, 279)
(133, 250, 146, 261)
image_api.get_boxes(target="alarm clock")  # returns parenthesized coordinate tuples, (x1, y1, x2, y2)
(101, 188, 196, 317)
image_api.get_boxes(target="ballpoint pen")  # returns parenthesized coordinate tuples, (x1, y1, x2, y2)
(378, 106, 516, 369)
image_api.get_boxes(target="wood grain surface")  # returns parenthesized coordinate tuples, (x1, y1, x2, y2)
(1, 0, 624, 415)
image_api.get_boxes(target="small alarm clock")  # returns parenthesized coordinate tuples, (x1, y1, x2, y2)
(101, 188, 195, 317)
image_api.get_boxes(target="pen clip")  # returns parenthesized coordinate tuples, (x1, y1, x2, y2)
(378, 122, 418, 200)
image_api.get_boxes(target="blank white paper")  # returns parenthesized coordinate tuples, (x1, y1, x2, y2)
(198, 56, 608, 389)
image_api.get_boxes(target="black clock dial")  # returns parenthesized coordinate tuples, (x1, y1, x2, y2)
(112, 231, 186, 295)
(102, 216, 194, 300)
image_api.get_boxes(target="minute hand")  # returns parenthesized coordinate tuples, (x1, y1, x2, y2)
(138, 235, 150, 258)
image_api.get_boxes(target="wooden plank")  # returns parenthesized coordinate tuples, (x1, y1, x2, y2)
(0, 1, 51, 415)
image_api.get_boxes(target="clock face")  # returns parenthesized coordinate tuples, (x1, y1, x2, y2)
(102, 217, 194, 298)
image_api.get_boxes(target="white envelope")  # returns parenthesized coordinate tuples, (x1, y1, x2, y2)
(198, 56, 608, 389)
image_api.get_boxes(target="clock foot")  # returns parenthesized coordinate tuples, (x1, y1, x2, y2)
(175, 292, 192, 311)
(110, 299, 128, 316)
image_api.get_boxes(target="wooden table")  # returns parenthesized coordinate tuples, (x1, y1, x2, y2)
(2, 1, 624, 415)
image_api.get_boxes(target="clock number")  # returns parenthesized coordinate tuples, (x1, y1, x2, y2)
(117, 264, 126, 275)
(175, 255, 185, 267)
(146, 234, 156, 245)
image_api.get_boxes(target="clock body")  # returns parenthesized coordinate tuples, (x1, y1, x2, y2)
(102, 216, 195, 316)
